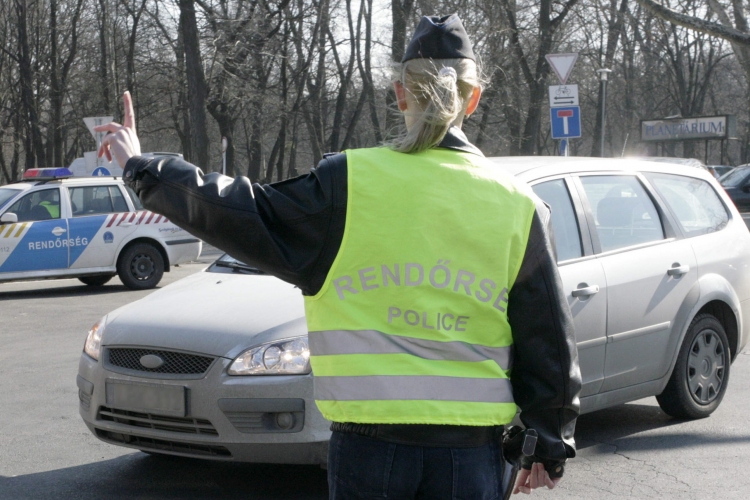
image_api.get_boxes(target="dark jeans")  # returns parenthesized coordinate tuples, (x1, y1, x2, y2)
(327, 431, 505, 500)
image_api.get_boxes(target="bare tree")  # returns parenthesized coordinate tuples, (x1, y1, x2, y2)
(501, 0, 580, 154)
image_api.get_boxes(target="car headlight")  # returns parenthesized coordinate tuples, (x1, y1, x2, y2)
(84, 317, 105, 360)
(228, 336, 311, 375)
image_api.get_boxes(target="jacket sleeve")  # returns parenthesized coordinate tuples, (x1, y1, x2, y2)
(507, 197, 581, 478)
(122, 154, 347, 295)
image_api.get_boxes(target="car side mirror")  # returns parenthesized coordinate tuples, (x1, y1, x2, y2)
(0, 212, 18, 224)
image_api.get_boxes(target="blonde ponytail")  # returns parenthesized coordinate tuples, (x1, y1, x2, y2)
(388, 58, 481, 154)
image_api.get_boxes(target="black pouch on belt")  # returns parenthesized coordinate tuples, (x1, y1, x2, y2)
(500, 426, 538, 500)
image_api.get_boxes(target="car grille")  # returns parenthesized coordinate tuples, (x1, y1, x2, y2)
(107, 348, 215, 375)
(95, 429, 231, 458)
(98, 406, 219, 436)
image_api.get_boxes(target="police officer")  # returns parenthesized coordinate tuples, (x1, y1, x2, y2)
(38, 190, 59, 219)
(97, 14, 580, 499)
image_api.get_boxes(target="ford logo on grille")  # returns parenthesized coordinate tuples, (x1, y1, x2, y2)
(140, 354, 165, 369)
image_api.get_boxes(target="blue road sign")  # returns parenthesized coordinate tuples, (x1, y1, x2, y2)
(550, 106, 581, 139)
(92, 167, 111, 176)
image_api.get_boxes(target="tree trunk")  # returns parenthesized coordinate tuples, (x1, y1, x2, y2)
(124, 0, 147, 100)
(176, 27, 192, 160)
(385, 0, 415, 139)
(179, 0, 210, 168)
(47, 0, 83, 168)
(16, 0, 45, 169)
(98, 0, 111, 113)
(592, 0, 628, 157)
(47, 0, 59, 167)
(503, 0, 579, 155)
(207, 97, 236, 176)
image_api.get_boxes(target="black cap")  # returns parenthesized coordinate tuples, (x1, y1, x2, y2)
(402, 14, 475, 63)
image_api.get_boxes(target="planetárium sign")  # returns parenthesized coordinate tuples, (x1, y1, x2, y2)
(641, 115, 736, 142)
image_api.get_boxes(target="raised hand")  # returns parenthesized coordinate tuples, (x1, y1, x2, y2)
(95, 91, 142, 169)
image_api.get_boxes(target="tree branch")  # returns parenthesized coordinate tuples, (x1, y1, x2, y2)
(633, 0, 750, 45)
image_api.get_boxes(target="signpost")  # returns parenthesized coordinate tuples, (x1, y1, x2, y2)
(547, 54, 580, 155)
(640, 115, 736, 142)
(548, 85, 579, 107)
(83, 116, 113, 169)
(545, 53, 578, 85)
(221, 136, 228, 175)
(92, 167, 111, 177)
(550, 107, 581, 139)
(641, 115, 737, 164)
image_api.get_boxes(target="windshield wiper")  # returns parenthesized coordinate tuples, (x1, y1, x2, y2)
(214, 260, 264, 274)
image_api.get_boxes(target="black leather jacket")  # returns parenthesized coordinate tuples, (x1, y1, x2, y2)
(123, 128, 581, 475)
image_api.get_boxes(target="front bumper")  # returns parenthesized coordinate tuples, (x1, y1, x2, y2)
(164, 240, 202, 266)
(77, 347, 330, 464)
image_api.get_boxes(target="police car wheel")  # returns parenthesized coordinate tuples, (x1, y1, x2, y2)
(117, 243, 165, 290)
(78, 275, 114, 287)
(656, 314, 730, 420)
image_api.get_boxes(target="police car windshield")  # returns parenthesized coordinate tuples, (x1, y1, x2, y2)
(211, 254, 263, 274)
(0, 188, 22, 210)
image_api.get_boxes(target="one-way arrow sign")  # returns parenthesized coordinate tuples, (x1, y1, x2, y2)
(545, 53, 578, 84)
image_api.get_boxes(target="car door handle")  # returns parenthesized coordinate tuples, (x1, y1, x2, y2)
(120, 223, 133, 227)
(667, 264, 690, 276)
(572, 285, 599, 297)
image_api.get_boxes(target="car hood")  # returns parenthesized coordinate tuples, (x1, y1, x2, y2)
(101, 270, 306, 359)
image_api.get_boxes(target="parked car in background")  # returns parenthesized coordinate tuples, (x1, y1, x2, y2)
(708, 165, 734, 179)
(78, 157, 750, 464)
(0, 168, 201, 289)
(721, 164, 750, 212)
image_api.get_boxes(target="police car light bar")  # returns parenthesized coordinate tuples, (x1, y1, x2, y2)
(22, 168, 73, 180)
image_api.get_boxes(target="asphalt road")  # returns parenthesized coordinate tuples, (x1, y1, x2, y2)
(1, 246, 750, 499)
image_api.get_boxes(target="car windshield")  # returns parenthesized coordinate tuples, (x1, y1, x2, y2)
(720, 167, 750, 187)
(0, 187, 22, 210)
(211, 254, 263, 274)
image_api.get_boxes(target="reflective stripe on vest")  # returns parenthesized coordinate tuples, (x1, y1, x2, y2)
(309, 329, 512, 369)
(304, 147, 537, 426)
(314, 375, 513, 403)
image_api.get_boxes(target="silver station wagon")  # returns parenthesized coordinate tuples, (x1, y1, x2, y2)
(77, 157, 750, 463)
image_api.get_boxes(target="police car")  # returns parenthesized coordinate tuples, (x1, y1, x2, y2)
(0, 168, 201, 289)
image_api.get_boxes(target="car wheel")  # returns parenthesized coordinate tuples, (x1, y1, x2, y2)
(656, 313, 730, 419)
(117, 242, 165, 290)
(78, 275, 114, 286)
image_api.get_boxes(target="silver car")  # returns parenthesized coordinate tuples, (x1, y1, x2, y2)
(78, 157, 750, 463)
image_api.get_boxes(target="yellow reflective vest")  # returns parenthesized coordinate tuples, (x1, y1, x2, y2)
(304, 147, 537, 426)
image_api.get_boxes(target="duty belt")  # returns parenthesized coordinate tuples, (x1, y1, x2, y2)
(330, 422, 502, 448)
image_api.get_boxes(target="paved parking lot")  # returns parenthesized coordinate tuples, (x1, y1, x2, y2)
(2, 246, 750, 499)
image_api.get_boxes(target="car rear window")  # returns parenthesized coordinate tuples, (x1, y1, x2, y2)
(579, 175, 665, 252)
(648, 173, 729, 236)
(720, 167, 750, 187)
(70, 186, 124, 216)
(531, 179, 583, 262)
